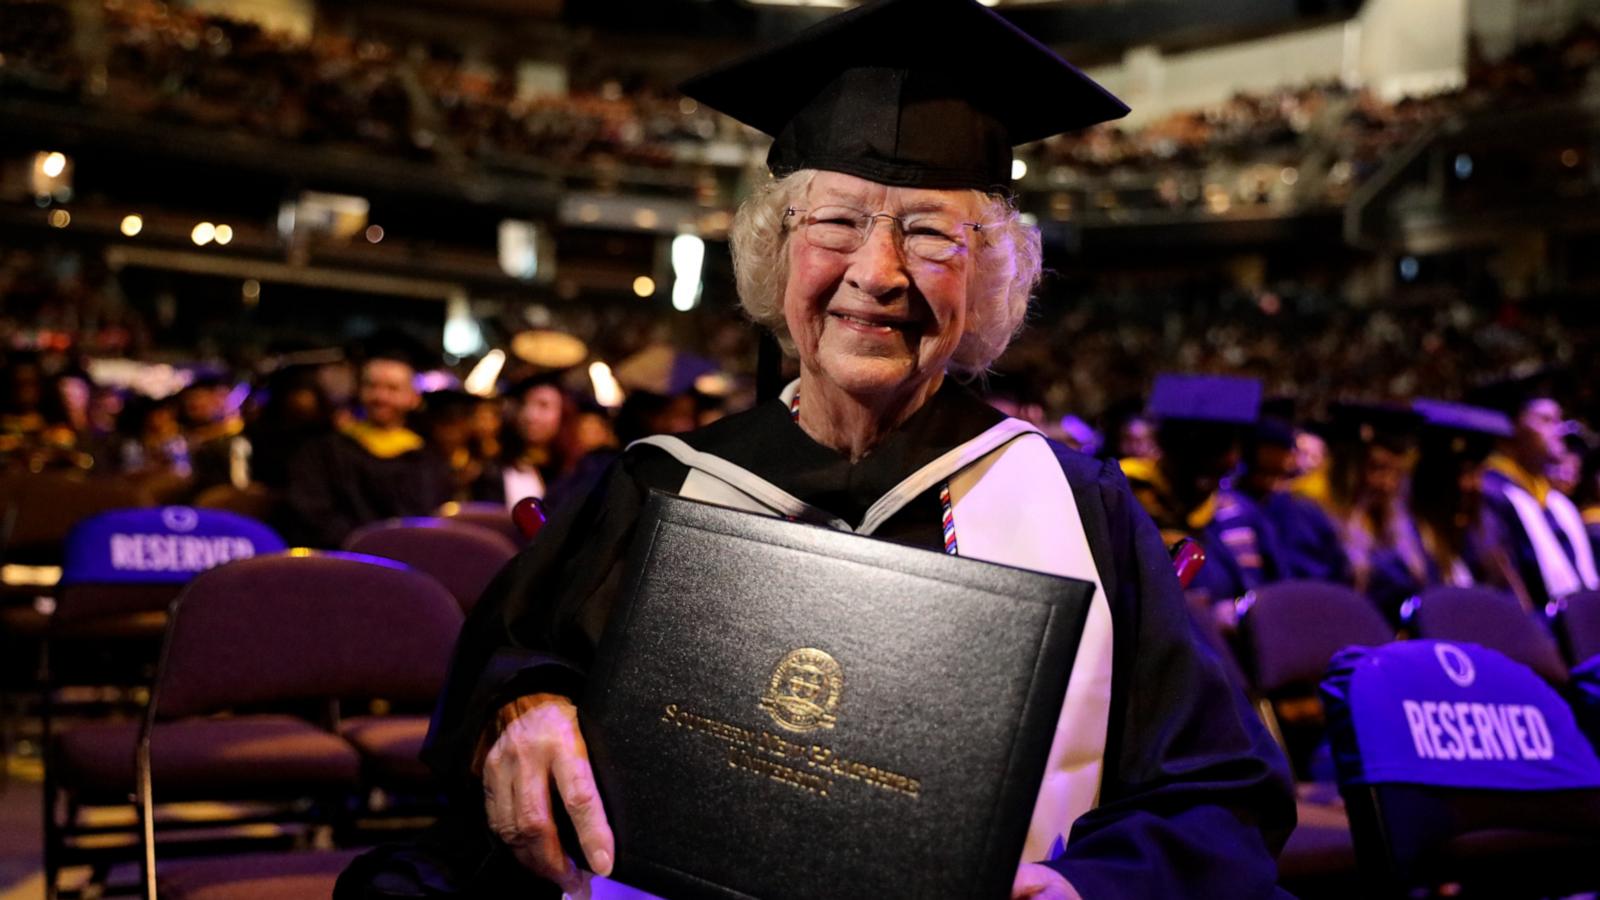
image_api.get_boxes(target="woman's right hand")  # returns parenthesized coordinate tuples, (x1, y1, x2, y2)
(482, 693, 615, 892)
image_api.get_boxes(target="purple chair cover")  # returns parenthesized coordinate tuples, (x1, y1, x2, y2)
(1571, 656, 1600, 752)
(151, 552, 463, 720)
(343, 518, 518, 612)
(1410, 586, 1569, 685)
(63, 507, 286, 585)
(1322, 641, 1600, 790)
(1238, 579, 1395, 693)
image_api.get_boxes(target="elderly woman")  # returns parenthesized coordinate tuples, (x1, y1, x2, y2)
(340, 1, 1291, 898)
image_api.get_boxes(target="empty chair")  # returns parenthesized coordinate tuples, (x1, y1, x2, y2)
(41, 509, 287, 896)
(1553, 588, 1600, 666)
(133, 551, 464, 899)
(1407, 586, 1568, 685)
(1235, 580, 1394, 894)
(1238, 580, 1396, 701)
(1321, 641, 1600, 897)
(436, 500, 526, 547)
(344, 517, 518, 612)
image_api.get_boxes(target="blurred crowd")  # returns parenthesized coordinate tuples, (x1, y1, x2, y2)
(8, 0, 1600, 211)
(0, 333, 731, 548)
(4, 321, 1598, 636)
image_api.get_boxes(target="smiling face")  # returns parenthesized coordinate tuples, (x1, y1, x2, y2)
(782, 171, 976, 404)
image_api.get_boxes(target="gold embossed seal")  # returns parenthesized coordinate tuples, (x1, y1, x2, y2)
(759, 647, 842, 733)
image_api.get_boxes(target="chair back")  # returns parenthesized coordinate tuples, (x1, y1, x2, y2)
(149, 552, 463, 720)
(436, 500, 526, 546)
(1321, 641, 1600, 891)
(1409, 586, 1568, 684)
(344, 518, 518, 612)
(1238, 579, 1395, 694)
(193, 483, 280, 522)
(1554, 588, 1600, 666)
(0, 472, 153, 564)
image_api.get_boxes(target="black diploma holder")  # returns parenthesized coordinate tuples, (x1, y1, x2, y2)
(580, 492, 1095, 900)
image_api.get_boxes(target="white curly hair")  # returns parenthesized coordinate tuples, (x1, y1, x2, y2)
(727, 169, 1043, 377)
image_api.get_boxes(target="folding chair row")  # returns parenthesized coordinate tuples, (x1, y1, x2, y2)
(1230, 579, 1600, 898)
(343, 517, 520, 613)
(139, 551, 464, 899)
(44, 552, 463, 900)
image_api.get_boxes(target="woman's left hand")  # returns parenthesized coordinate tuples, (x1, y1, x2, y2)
(1012, 863, 1082, 900)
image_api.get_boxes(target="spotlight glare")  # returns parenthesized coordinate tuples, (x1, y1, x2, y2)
(120, 214, 143, 237)
(191, 222, 216, 245)
(1011, 158, 1028, 180)
(589, 361, 624, 408)
(41, 152, 67, 178)
(464, 349, 507, 397)
(48, 209, 70, 228)
(214, 224, 234, 245)
(632, 276, 657, 298)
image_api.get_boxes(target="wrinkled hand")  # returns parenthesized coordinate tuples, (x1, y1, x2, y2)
(1012, 863, 1082, 900)
(482, 694, 614, 892)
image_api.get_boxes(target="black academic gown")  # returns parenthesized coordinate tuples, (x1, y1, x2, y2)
(1255, 490, 1353, 585)
(281, 431, 453, 548)
(1480, 469, 1597, 608)
(338, 382, 1294, 899)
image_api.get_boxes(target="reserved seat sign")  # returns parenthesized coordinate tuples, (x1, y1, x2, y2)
(62, 507, 286, 584)
(1322, 640, 1600, 791)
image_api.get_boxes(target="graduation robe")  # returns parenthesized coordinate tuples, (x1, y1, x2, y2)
(1481, 459, 1600, 609)
(282, 429, 453, 548)
(1254, 490, 1352, 585)
(1119, 460, 1269, 606)
(340, 380, 1293, 899)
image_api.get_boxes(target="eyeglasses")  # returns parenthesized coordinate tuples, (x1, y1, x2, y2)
(784, 206, 984, 262)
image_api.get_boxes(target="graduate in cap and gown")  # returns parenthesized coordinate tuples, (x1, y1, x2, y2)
(282, 335, 453, 548)
(1120, 374, 1283, 610)
(1364, 400, 1527, 624)
(1315, 402, 1427, 602)
(1472, 372, 1600, 608)
(338, 2, 1292, 897)
(1235, 415, 1352, 586)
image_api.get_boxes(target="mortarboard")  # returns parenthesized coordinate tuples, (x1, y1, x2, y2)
(1412, 399, 1513, 440)
(1246, 417, 1298, 451)
(1467, 368, 1570, 419)
(1326, 401, 1421, 453)
(1148, 374, 1262, 426)
(353, 328, 438, 373)
(679, 0, 1128, 192)
(1413, 398, 1512, 463)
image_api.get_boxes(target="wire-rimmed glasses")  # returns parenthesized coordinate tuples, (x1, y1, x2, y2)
(784, 206, 983, 262)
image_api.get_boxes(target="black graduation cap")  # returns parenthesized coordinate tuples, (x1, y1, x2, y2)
(1326, 401, 1422, 453)
(1412, 398, 1511, 465)
(352, 328, 438, 373)
(1147, 374, 1262, 426)
(679, 0, 1128, 192)
(1467, 368, 1569, 419)
(1412, 399, 1513, 441)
